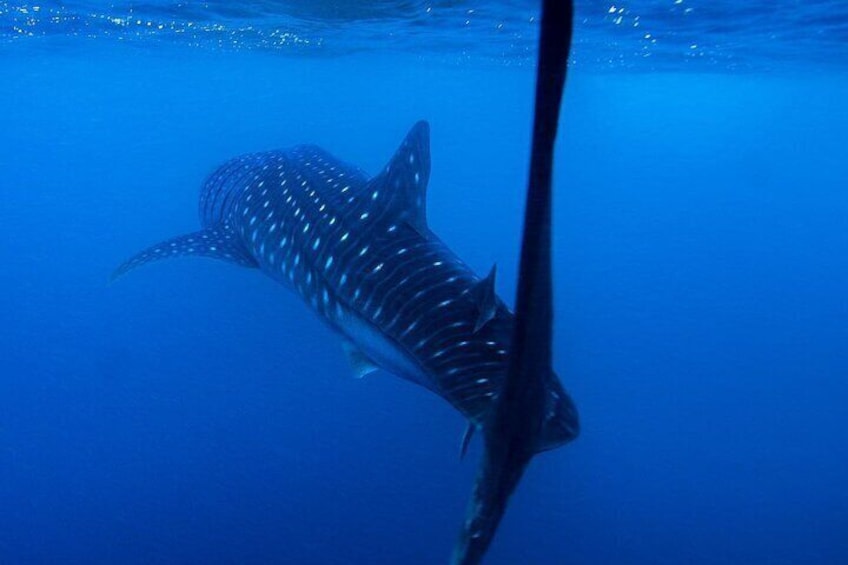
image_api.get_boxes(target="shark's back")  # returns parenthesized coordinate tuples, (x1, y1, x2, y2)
(197, 147, 369, 228)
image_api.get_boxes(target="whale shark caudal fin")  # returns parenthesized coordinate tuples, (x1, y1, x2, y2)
(367, 120, 431, 234)
(110, 223, 257, 282)
(451, 1, 576, 564)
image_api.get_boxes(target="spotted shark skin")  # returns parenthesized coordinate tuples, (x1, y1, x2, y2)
(114, 121, 577, 451)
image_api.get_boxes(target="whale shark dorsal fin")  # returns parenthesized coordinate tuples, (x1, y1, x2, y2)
(110, 223, 257, 282)
(342, 340, 379, 379)
(368, 121, 431, 234)
(472, 264, 498, 333)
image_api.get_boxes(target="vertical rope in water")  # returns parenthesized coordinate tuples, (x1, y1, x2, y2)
(508, 0, 574, 394)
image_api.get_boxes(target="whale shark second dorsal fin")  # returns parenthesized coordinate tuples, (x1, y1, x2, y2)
(110, 223, 257, 282)
(368, 120, 431, 234)
(471, 265, 498, 333)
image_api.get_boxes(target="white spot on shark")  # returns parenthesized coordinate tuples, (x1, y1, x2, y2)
(401, 321, 419, 337)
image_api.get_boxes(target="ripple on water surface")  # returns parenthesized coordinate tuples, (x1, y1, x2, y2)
(1, 1, 847, 71)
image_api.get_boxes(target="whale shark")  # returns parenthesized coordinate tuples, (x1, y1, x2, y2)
(114, 121, 579, 457)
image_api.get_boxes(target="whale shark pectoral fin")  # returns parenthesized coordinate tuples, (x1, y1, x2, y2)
(341, 340, 380, 379)
(110, 223, 257, 282)
(459, 422, 476, 460)
(369, 120, 431, 234)
(472, 264, 498, 333)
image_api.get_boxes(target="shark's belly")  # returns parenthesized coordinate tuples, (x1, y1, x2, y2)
(334, 303, 433, 388)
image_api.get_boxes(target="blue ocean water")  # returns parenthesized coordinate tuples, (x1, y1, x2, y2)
(2, 1, 847, 564)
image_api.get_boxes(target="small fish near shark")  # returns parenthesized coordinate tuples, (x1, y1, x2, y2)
(113, 121, 579, 459)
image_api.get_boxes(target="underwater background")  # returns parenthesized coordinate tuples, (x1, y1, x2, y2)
(1, 1, 847, 563)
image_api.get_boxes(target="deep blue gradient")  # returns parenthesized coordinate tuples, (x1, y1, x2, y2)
(2, 15, 848, 565)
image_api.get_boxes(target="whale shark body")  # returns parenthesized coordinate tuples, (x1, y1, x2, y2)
(113, 122, 576, 451)
(116, 121, 578, 453)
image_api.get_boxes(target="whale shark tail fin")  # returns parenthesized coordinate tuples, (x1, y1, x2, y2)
(110, 223, 257, 283)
